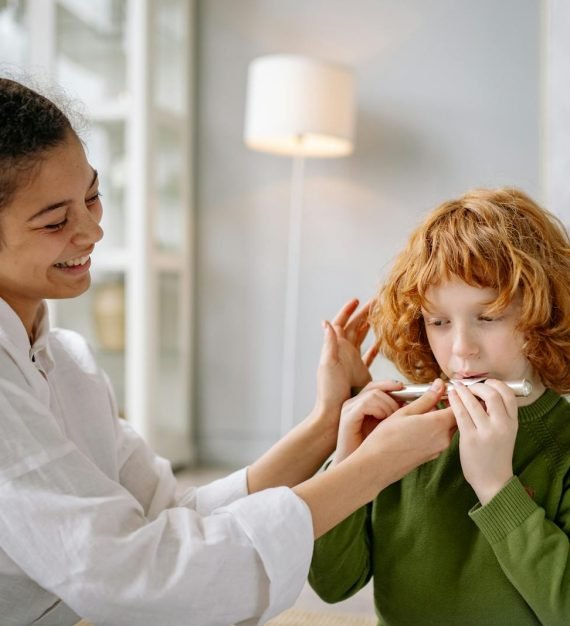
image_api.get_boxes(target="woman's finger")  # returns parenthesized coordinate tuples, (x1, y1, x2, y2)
(319, 320, 339, 365)
(362, 342, 379, 367)
(351, 390, 399, 421)
(354, 319, 371, 347)
(398, 379, 446, 415)
(345, 299, 372, 345)
(332, 298, 360, 328)
(343, 384, 403, 423)
(353, 379, 404, 397)
(371, 388, 401, 415)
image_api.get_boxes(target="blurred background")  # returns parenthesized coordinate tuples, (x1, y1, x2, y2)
(0, 0, 567, 473)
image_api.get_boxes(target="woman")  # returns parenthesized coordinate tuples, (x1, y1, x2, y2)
(0, 77, 455, 626)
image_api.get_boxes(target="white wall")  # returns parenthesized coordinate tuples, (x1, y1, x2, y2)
(545, 0, 570, 225)
(194, 0, 541, 466)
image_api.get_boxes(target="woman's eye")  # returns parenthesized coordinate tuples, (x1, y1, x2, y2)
(479, 315, 499, 322)
(87, 191, 102, 205)
(44, 219, 67, 232)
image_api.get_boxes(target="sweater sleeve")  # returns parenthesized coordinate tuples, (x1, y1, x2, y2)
(308, 503, 372, 603)
(470, 475, 570, 626)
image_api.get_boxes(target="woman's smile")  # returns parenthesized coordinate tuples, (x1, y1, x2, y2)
(53, 253, 92, 272)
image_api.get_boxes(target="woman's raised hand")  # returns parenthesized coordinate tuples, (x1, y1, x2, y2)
(315, 298, 379, 417)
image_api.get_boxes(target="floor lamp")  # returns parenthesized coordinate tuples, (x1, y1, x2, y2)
(244, 54, 356, 436)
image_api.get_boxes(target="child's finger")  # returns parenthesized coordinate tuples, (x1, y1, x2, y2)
(447, 388, 476, 432)
(481, 379, 518, 421)
(451, 381, 489, 429)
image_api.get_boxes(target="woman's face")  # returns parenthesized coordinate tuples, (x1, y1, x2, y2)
(0, 132, 103, 331)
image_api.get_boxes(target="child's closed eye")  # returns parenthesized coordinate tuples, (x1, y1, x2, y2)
(479, 315, 503, 322)
(425, 318, 448, 327)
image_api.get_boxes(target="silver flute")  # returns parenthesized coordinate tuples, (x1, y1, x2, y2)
(389, 377, 532, 401)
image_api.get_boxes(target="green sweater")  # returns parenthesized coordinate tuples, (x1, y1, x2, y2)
(309, 390, 570, 625)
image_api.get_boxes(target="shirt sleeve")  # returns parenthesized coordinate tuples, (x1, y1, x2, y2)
(102, 370, 254, 518)
(0, 380, 313, 626)
(469, 475, 570, 626)
(114, 415, 250, 518)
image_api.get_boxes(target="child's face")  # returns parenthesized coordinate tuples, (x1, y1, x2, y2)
(0, 132, 103, 328)
(422, 277, 543, 403)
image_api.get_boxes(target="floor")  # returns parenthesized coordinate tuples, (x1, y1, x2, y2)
(175, 466, 375, 618)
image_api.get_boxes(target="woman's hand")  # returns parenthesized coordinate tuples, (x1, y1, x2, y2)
(294, 381, 456, 538)
(448, 379, 518, 505)
(315, 298, 378, 418)
(332, 380, 404, 465)
(354, 379, 456, 490)
(248, 298, 380, 494)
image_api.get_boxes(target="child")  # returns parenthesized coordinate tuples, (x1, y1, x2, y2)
(309, 187, 570, 626)
(0, 76, 456, 626)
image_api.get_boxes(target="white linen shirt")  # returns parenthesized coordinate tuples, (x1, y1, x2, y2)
(0, 299, 313, 626)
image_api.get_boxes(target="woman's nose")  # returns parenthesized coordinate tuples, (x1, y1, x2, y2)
(71, 208, 104, 246)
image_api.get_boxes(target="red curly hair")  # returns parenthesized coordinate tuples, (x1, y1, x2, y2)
(370, 187, 570, 393)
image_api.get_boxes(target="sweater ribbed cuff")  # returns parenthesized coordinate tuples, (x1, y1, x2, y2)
(469, 476, 538, 544)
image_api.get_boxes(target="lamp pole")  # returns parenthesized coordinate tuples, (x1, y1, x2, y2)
(280, 153, 305, 436)
(243, 54, 355, 439)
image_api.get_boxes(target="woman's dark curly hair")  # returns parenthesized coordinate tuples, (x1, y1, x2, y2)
(370, 187, 570, 394)
(0, 77, 74, 210)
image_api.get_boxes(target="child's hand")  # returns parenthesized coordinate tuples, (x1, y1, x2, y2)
(448, 379, 518, 505)
(315, 298, 378, 417)
(332, 380, 404, 465)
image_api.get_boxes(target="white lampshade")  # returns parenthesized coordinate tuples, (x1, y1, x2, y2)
(244, 54, 355, 158)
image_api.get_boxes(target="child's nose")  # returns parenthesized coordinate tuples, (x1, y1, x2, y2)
(452, 327, 479, 358)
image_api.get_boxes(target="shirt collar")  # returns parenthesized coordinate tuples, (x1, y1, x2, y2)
(0, 298, 55, 372)
(30, 302, 55, 372)
(0, 297, 31, 356)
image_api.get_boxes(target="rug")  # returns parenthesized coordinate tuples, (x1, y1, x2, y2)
(266, 608, 377, 625)
(76, 608, 377, 625)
